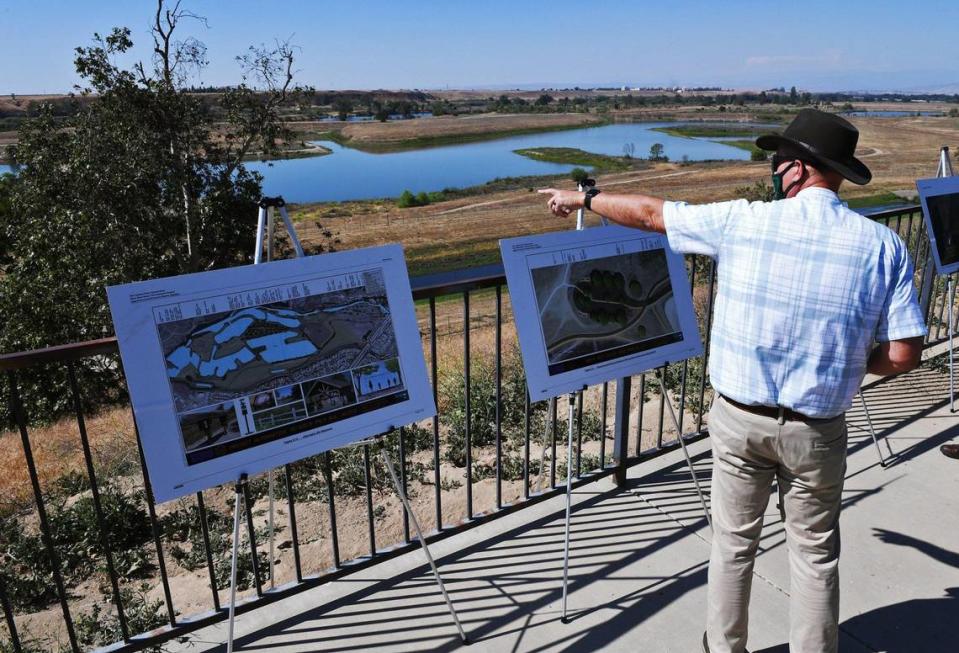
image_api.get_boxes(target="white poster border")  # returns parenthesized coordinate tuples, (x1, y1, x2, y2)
(107, 244, 434, 503)
(500, 225, 703, 401)
(917, 175, 959, 276)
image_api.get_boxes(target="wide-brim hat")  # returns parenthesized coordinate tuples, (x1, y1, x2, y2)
(756, 108, 872, 185)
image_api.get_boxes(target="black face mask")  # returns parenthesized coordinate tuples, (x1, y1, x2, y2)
(773, 157, 802, 200)
(772, 160, 801, 200)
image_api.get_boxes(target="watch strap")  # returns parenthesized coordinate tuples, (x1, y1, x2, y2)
(584, 187, 601, 211)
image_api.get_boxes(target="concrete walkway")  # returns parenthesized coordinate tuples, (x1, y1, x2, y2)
(170, 361, 959, 653)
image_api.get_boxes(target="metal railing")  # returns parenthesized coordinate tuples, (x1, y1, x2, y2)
(0, 205, 952, 652)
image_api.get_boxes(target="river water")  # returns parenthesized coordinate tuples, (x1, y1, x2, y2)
(0, 121, 754, 203)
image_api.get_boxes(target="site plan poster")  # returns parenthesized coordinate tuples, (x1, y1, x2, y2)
(107, 244, 434, 503)
(917, 175, 959, 276)
(500, 225, 703, 400)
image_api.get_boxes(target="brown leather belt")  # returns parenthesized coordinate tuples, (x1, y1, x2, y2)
(719, 394, 831, 423)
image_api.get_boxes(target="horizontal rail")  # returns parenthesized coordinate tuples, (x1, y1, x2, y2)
(0, 266, 510, 372)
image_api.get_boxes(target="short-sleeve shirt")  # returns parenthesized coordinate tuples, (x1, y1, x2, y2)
(663, 187, 927, 418)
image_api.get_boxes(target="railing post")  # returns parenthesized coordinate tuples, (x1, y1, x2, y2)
(7, 371, 79, 652)
(0, 571, 21, 653)
(612, 376, 632, 486)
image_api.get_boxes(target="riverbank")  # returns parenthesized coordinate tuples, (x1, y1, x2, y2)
(651, 125, 767, 138)
(312, 112, 609, 153)
(651, 124, 767, 154)
(513, 147, 634, 171)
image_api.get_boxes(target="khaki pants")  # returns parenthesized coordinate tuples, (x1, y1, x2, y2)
(706, 396, 847, 653)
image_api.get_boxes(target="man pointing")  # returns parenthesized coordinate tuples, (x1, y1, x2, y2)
(539, 109, 926, 653)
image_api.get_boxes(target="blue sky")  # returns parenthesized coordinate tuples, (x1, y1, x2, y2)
(1, 0, 957, 94)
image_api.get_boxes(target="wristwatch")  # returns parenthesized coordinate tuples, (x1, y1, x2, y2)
(584, 187, 601, 211)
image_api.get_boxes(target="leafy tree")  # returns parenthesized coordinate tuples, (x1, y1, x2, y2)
(430, 100, 455, 116)
(333, 97, 352, 120)
(0, 173, 12, 269)
(0, 0, 306, 424)
(535, 94, 554, 106)
(390, 100, 414, 118)
(570, 167, 589, 185)
(648, 143, 667, 161)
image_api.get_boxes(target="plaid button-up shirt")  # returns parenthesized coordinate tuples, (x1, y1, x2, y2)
(664, 187, 927, 418)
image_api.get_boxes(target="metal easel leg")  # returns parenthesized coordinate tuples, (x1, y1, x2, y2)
(254, 198, 305, 593)
(561, 392, 577, 623)
(267, 470, 275, 589)
(253, 206, 267, 265)
(653, 369, 712, 531)
(379, 442, 468, 644)
(226, 474, 247, 653)
(858, 391, 888, 467)
(264, 208, 277, 590)
(278, 205, 306, 257)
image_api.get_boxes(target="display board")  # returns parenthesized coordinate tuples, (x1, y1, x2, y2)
(500, 225, 703, 400)
(107, 244, 434, 502)
(917, 175, 959, 275)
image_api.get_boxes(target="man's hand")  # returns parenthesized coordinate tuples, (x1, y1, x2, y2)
(538, 188, 585, 218)
(537, 187, 667, 234)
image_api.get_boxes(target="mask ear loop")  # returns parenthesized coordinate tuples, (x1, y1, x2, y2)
(772, 160, 801, 199)
(781, 164, 805, 198)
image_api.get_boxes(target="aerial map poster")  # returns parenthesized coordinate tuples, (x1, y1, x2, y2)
(917, 176, 959, 275)
(500, 225, 703, 400)
(107, 244, 434, 503)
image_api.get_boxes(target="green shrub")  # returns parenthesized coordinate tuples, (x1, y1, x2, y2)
(440, 346, 540, 466)
(439, 344, 603, 469)
(735, 178, 775, 202)
(75, 584, 167, 650)
(0, 484, 154, 611)
(397, 190, 417, 208)
(397, 189, 439, 208)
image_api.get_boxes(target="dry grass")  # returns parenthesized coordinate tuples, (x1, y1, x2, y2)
(0, 409, 138, 517)
(338, 112, 604, 144)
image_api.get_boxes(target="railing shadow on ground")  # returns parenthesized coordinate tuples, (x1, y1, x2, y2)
(206, 480, 712, 653)
(160, 347, 959, 652)
(847, 359, 958, 473)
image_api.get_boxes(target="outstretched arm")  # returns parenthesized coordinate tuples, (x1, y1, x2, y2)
(538, 188, 666, 234)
